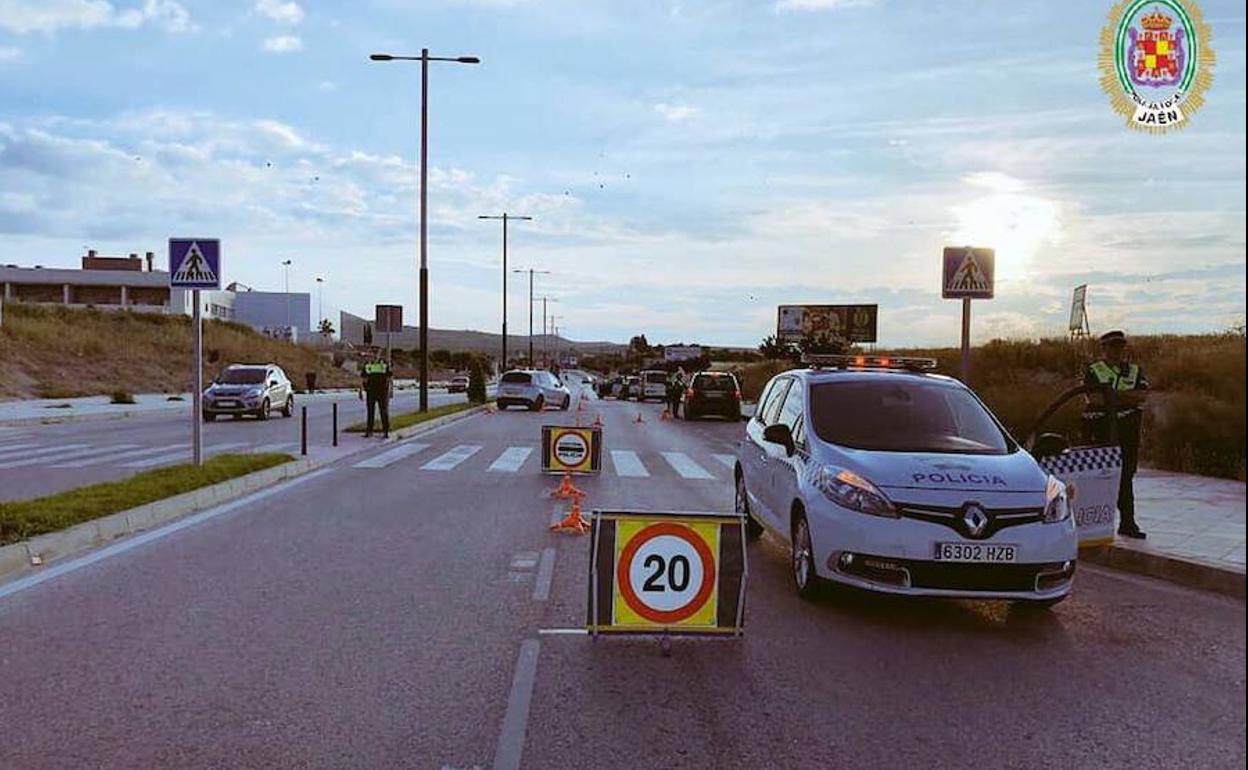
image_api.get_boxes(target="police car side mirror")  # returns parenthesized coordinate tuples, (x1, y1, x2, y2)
(763, 423, 795, 456)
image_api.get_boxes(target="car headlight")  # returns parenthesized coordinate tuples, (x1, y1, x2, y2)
(246, 386, 264, 397)
(810, 465, 897, 518)
(1043, 475, 1070, 523)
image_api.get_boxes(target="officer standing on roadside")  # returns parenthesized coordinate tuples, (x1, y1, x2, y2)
(360, 349, 393, 439)
(1082, 330, 1149, 539)
(667, 366, 686, 419)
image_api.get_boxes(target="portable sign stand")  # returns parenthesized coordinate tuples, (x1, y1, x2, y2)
(941, 246, 995, 383)
(541, 424, 603, 474)
(169, 238, 221, 466)
(587, 510, 748, 654)
(375, 304, 403, 365)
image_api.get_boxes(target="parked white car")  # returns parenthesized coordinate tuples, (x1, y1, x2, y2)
(496, 369, 572, 411)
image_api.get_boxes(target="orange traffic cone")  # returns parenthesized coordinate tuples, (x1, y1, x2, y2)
(552, 472, 585, 499)
(634, 412, 646, 424)
(549, 495, 590, 534)
(592, 413, 604, 427)
(577, 399, 586, 412)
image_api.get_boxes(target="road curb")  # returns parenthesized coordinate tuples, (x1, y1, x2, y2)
(1083, 544, 1245, 600)
(0, 404, 489, 585)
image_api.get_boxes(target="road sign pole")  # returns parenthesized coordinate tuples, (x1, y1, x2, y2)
(192, 289, 203, 466)
(419, 48, 430, 414)
(960, 297, 971, 384)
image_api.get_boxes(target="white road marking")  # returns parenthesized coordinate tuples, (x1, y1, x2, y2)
(352, 442, 429, 469)
(609, 449, 649, 478)
(252, 442, 300, 454)
(492, 639, 540, 770)
(537, 628, 589, 636)
(713, 453, 736, 469)
(532, 548, 556, 601)
(420, 444, 481, 471)
(0, 443, 88, 462)
(488, 446, 533, 473)
(122, 442, 250, 468)
(49, 443, 185, 468)
(662, 451, 715, 480)
(0, 469, 336, 603)
(0, 443, 141, 470)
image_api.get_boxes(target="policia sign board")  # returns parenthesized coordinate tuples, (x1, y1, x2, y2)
(587, 510, 748, 637)
(541, 425, 603, 474)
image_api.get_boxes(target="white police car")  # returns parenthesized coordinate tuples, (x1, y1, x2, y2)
(734, 355, 1077, 607)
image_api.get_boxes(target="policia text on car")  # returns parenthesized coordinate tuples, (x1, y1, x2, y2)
(360, 353, 394, 439)
(1081, 330, 1148, 540)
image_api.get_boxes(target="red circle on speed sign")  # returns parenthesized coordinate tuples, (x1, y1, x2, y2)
(616, 522, 716, 624)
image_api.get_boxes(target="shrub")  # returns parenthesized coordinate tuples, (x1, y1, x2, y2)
(467, 358, 487, 403)
(110, 390, 136, 405)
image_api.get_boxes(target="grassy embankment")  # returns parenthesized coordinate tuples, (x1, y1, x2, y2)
(726, 333, 1246, 481)
(0, 302, 355, 400)
(0, 453, 292, 546)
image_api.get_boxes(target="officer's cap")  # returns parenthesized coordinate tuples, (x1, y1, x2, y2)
(1099, 330, 1127, 346)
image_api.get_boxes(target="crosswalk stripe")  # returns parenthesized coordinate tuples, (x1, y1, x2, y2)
(420, 444, 482, 471)
(488, 446, 533, 473)
(0, 443, 89, 462)
(713, 454, 736, 469)
(610, 449, 650, 478)
(661, 451, 714, 480)
(0, 442, 43, 457)
(122, 442, 250, 468)
(50, 443, 184, 468)
(0, 443, 141, 470)
(352, 443, 429, 469)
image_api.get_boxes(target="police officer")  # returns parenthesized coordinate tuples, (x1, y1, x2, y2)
(360, 349, 393, 439)
(1082, 330, 1149, 539)
(667, 367, 686, 418)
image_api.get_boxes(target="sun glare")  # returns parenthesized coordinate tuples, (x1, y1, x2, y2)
(950, 174, 1061, 283)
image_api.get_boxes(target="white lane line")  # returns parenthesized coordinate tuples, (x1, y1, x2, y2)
(0, 443, 88, 462)
(532, 548, 556, 601)
(712, 453, 736, 469)
(0, 441, 39, 454)
(352, 442, 429, 469)
(537, 628, 589, 636)
(492, 639, 541, 770)
(122, 442, 250, 468)
(0, 443, 141, 470)
(662, 451, 715, 480)
(420, 444, 481, 471)
(489, 446, 533, 473)
(609, 449, 649, 478)
(49, 443, 185, 469)
(252, 442, 300, 454)
(0, 468, 336, 603)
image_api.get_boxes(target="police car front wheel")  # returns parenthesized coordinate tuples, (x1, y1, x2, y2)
(792, 512, 823, 600)
(734, 474, 764, 541)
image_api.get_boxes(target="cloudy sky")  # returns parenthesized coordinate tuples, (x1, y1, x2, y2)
(0, 0, 1244, 347)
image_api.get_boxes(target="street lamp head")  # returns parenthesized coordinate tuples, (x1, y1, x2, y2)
(369, 53, 394, 61)
(457, 56, 481, 64)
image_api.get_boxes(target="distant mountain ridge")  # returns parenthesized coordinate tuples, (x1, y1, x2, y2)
(338, 310, 626, 356)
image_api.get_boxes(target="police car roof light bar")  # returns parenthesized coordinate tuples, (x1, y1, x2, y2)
(801, 353, 937, 371)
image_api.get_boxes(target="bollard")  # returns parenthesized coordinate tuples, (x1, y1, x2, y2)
(301, 405, 308, 456)
(332, 402, 338, 447)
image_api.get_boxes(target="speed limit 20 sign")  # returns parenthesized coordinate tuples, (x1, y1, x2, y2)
(541, 425, 602, 474)
(586, 510, 748, 637)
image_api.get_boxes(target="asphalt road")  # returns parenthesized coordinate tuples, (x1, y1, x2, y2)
(0, 389, 1243, 769)
(0, 389, 470, 502)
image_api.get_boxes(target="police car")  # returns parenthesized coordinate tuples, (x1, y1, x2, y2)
(734, 355, 1077, 607)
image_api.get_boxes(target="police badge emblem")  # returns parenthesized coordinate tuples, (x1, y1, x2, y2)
(1098, 0, 1215, 132)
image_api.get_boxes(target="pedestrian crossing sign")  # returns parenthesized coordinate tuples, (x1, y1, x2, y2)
(169, 238, 221, 289)
(541, 424, 602, 474)
(942, 246, 994, 299)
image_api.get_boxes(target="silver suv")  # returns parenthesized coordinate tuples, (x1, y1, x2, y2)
(497, 369, 571, 411)
(203, 364, 295, 421)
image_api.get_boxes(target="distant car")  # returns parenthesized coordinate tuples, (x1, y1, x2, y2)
(202, 364, 294, 422)
(496, 369, 572, 411)
(640, 370, 669, 401)
(735, 355, 1077, 606)
(621, 375, 642, 400)
(682, 371, 742, 421)
(448, 375, 469, 394)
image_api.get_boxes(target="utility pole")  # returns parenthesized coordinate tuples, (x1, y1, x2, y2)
(512, 267, 549, 366)
(479, 213, 533, 369)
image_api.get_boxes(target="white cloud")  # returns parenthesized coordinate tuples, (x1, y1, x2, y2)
(316, 80, 338, 92)
(262, 35, 303, 53)
(654, 103, 698, 122)
(254, 0, 304, 25)
(0, 46, 21, 62)
(774, 0, 874, 12)
(0, 0, 193, 35)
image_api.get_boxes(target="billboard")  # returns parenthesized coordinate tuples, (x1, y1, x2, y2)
(777, 305, 877, 343)
(664, 345, 703, 362)
(375, 304, 404, 334)
(1069, 285, 1088, 332)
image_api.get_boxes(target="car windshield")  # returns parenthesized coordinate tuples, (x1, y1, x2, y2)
(644, 372, 667, 384)
(501, 372, 531, 384)
(694, 374, 736, 391)
(219, 368, 266, 385)
(810, 380, 1013, 455)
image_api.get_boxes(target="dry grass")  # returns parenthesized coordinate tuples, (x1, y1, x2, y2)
(0, 303, 355, 400)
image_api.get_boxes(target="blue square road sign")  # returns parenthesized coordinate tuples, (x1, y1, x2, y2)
(169, 238, 221, 289)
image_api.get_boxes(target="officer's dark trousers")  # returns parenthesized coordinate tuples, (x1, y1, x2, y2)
(366, 392, 389, 435)
(668, 391, 681, 418)
(1117, 436, 1140, 531)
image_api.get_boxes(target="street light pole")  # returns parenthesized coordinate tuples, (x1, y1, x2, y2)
(512, 268, 550, 366)
(316, 276, 324, 335)
(370, 48, 480, 412)
(479, 213, 532, 370)
(282, 259, 292, 331)
(537, 295, 559, 368)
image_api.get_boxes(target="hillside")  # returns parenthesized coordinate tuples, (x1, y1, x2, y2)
(0, 303, 357, 400)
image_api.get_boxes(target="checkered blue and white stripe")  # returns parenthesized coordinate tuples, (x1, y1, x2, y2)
(1038, 446, 1122, 476)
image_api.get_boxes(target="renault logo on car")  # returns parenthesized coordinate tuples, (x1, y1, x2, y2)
(963, 504, 990, 538)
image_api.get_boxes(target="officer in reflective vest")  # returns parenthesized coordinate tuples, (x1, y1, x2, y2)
(360, 351, 393, 438)
(1082, 330, 1149, 539)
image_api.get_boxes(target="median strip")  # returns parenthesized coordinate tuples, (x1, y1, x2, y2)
(344, 401, 484, 434)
